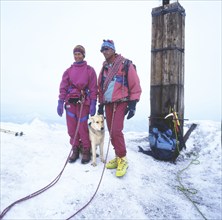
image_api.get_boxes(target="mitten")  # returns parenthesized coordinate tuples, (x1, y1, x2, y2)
(125, 100, 137, 120)
(57, 100, 64, 117)
(97, 104, 104, 115)
(90, 100, 97, 116)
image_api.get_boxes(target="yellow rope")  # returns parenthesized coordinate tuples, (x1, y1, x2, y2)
(176, 156, 208, 220)
(169, 106, 207, 219)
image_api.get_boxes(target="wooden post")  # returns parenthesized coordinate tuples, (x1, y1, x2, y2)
(149, 2, 185, 133)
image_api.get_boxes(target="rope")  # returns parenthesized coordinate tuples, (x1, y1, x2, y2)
(176, 156, 208, 220)
(0, 102, 84, 220)
(66, 103, 117, 219)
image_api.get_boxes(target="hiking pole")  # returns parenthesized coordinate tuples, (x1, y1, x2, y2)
(169, 107, 186, 150)
(0, 128, 24, 136)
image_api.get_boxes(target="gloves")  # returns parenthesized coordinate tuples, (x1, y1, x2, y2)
(97, 104, 104, 115)
(125, 100, 137, 120)
(57, 100, 64, 117)
(90, 100, 97, 116)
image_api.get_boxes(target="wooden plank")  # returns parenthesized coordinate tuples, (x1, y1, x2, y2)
(151, 50, 184, 85)
(150, 2, 185, 133)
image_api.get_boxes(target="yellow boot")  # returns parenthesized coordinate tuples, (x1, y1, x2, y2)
(116, 157, 128, 177)
(106, 157, 118, 169)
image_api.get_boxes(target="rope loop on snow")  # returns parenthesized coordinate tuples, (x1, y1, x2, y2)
(0, 101, 85, 220)
(176, 156, 208, 220)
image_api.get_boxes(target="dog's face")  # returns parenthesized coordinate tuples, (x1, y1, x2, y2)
(89, 115, 104, 131)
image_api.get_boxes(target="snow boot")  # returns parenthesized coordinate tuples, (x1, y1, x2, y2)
(69, 146, 79, 163)
(81, 147, 91, 164)
(116, 157, 128, 177)
(106, 157, 118, 169)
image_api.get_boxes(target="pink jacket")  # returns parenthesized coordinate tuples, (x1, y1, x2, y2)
(59, 61, 97, 105)
(98, 54, 142, 103)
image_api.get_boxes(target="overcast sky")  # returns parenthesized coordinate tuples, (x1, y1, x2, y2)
(1, 0, 221, 126)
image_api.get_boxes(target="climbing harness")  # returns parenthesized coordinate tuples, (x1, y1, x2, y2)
(176, 156, 208, 220)
(66, 102, 117, 219)
(0, 101, 85, 220)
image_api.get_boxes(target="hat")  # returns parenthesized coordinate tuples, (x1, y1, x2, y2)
(100, 39, 115, 52)
(73, 45, 85, 57)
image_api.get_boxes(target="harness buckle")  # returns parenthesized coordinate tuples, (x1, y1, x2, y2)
(68, 98, 81, 104)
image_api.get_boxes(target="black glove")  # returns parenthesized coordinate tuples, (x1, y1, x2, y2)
(125, 100, 137, 120)
(97, 104, 104, 115)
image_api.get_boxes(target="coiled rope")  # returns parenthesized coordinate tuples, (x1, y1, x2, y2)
(176, 156, 208, 220)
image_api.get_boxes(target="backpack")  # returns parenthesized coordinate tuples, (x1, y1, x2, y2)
(138, 119, 184, 162)
(122, 59, 136, 76)
(148, 126, 178, 161)
(138, 119, 197, 162)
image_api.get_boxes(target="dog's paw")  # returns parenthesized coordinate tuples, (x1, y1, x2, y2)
(91, 162, 97, 167)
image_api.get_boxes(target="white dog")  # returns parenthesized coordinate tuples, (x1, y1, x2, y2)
(88, 115, 105, 166)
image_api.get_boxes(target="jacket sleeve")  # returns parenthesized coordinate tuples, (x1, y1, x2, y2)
(88, 67, 98, 101)
(127, 63, 142, 101)
(58, 68, 70, 101)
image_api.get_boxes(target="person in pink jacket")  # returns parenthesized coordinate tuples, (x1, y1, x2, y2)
(57, 45, 98, 164)
(98, 40, 142, 177)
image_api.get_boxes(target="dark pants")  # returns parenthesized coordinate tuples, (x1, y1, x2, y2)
(105, 102, 128, 158)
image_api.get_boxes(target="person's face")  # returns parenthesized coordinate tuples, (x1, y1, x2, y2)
(101, 47, 115, 60)
(74, 52, 84, 62)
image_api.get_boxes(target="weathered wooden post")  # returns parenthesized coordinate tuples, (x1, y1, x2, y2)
(149, 1, 186, 134)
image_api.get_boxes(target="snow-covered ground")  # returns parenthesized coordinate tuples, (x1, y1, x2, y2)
(0, 119, 221, 220)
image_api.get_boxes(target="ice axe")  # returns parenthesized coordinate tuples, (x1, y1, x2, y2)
(165, 112, 181, 132)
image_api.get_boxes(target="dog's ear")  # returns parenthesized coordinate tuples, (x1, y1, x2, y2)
(88, 117, 94, 125)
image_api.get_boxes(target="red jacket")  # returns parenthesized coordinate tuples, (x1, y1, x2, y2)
(98, 54, 142, 104)
(59, 61, 97, 105)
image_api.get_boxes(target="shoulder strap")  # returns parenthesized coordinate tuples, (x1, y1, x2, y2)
(100, 65, 108, 91)
(122, 59, 136, 84)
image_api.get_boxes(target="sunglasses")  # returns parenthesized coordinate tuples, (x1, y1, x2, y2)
(100, 47, 109, 52)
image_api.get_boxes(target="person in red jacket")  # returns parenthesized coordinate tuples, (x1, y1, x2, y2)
(98, 40, 142, 177)
(57, 45, 97, 164)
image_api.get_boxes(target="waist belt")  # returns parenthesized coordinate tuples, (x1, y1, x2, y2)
(66, 110, 88, 122)
(68, 98, 81, 104)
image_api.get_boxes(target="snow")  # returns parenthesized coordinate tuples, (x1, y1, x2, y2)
(0, 118, 221, 220)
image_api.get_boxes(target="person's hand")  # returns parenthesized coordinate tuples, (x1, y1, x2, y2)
(90, 100, 97, 116)
(57, 100, 64, 117)
(97, 104, 104, 115)
(125, 100, 137, 120)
